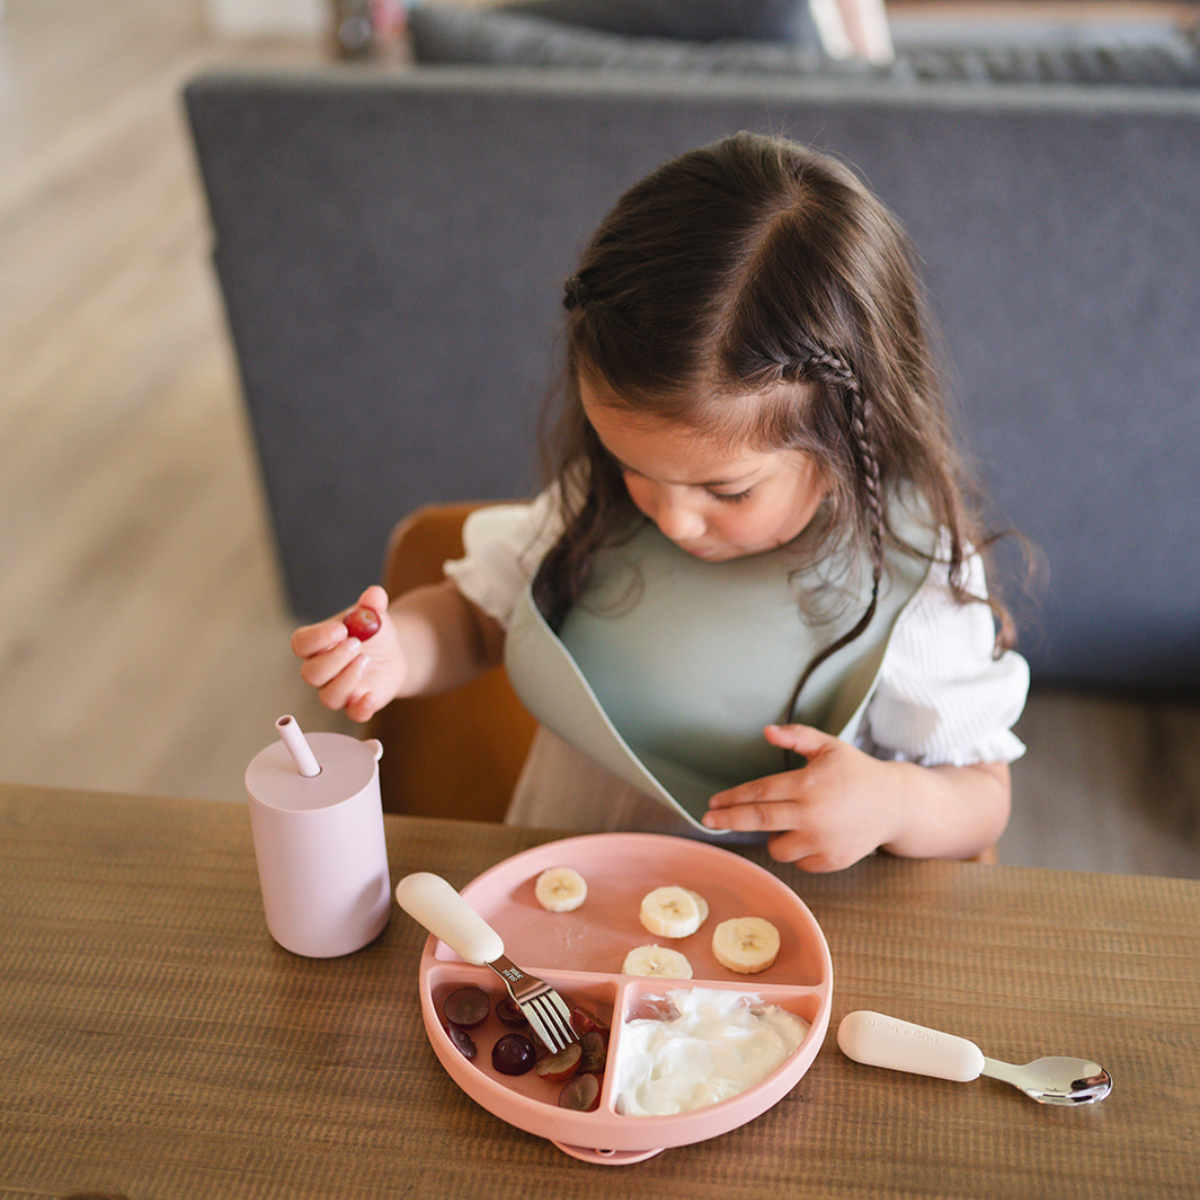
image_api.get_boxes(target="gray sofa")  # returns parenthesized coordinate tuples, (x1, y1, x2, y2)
(184, 16, 1200, 697)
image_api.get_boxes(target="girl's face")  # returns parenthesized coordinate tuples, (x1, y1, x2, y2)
(582, 377, 827, 563)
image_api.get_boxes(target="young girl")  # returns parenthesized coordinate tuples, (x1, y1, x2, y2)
(292, 133, 1029, 871)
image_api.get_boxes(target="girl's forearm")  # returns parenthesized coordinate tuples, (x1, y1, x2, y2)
(388, 579, 505, 697)
(881, 761, 1011, 862)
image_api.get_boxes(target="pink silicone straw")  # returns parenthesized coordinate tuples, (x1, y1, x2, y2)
(276, 714, 321, 777)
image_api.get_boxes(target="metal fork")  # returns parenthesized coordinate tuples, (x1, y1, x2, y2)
(395, 872, 579, 1054)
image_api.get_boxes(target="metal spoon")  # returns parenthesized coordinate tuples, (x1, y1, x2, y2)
(838, 1011, 1112, 1106)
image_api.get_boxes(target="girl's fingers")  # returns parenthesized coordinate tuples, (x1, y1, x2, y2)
(762, 722, 835, 755)
(702, 798, 807, 832)
(291, 617, 349, 659)
(356, 584, 389, 614)
(344, 681, 381, 724)
(706, 766, 809, 811)
(299, 636, 363, 690)
(767, 833, 843, 872)
(290, 588, 392, 721)
(706, 724, 835, 814)
(703, 769, 811, 829)
(317, 651, 370, 713)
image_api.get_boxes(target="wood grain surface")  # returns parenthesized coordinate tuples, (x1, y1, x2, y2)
(2, 783, 1197, 1198)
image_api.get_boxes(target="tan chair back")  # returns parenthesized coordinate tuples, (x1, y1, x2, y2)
(367, 502, 537, 820)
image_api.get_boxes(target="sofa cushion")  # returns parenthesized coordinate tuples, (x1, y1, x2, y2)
(498, 0, 820, 44)
(409, 6, 834, 73)
(409, 5, 1200, 87)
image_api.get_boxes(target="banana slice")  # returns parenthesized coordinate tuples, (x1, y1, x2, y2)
(534, 867, 587, 913)
(711, 917, 781, 974)
(639, 886, 703, 938)
(684, 888, 709, 925)
(621, 944, 694, 978)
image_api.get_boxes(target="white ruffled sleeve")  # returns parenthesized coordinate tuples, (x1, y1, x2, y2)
(860, 552, 1030, 766)
(442, 489, 565, 628)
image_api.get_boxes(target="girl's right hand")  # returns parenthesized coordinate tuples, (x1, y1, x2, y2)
(290, 585, 406, 723)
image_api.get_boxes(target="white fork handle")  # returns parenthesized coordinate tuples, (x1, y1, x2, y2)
(837, 1011, 985, 1082)
(395, 872, 504, 966)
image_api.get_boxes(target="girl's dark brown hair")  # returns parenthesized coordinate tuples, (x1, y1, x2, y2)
(535, 132, 1014, 715)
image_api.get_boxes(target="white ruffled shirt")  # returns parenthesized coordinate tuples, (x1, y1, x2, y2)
(445, 491, 1028, 834)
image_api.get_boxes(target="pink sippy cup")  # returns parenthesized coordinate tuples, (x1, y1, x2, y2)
(245, 715, 391, 957)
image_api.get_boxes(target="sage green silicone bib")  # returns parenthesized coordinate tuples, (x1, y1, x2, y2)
(504, 500, 933, 833)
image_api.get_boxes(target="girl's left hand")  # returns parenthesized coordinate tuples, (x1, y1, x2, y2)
(702, 724, 902, 872)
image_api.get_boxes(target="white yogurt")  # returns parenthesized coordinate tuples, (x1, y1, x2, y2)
(614, 988, 809, 1116)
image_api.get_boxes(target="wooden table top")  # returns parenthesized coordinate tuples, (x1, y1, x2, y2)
(2, 782, 1198, 1198)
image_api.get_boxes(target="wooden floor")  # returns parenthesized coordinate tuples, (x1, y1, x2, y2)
(3, 0, 1199, 878)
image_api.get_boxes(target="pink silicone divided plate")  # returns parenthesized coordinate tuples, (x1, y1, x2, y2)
(414, 833, 833, 1163)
